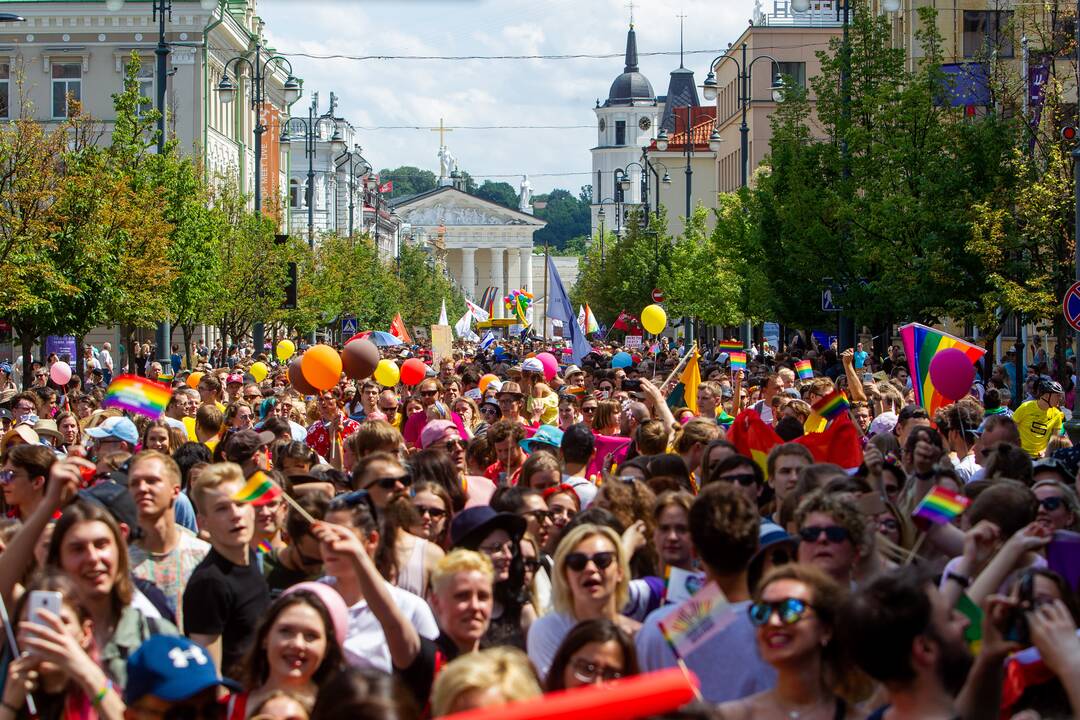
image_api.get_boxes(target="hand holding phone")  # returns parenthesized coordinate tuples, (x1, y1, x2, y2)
(26, 591, 62, 628)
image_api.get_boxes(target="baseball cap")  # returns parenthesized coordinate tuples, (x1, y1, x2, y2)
(226, 373, 244, 385)
(124, 635, 238, 704)
(520, 424, 564, 454)
(78, 481, 140, 537)
(223, 429, 275, 464)
(84, 416, 139, 446)
(419, 420, 458, 450)
(520, 358, 544, 374)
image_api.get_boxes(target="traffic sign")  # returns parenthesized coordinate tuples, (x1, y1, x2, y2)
(651, 288, 665, 303)
(822, 288, 841, 312)
(341, 315, 358, 336)
(1063, 281, 1080, 332)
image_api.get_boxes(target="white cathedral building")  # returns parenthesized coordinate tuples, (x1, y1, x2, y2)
(590, 23, 701, 237)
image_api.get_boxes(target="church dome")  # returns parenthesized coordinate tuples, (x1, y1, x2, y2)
(606, 25, 655, 106)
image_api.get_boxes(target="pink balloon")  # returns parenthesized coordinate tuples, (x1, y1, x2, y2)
(49, 361, 72, 386)
(928, 348, 976, 401)
(535, 352, 558, 382)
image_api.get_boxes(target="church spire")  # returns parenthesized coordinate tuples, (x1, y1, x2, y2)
(623, 24, 640, 73)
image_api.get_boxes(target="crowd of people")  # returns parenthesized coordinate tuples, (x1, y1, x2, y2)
(0, 330, 1076, 720)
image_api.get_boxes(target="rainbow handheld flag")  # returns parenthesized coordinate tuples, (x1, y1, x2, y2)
(795, 360, 814, 380)
(718, 340, 743, 352)
(900, 323, 986, 416)
(729, 352, 746, 374)
(231, 471, 283, 506)
(913, 486, 970, 525)
(658, 581, 736, 659)
(101, 374, 172, 420)
(256, 539, 274, 555)
(812, 390, 850, 421)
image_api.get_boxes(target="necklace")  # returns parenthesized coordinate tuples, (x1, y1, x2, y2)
(777, 695, 831, 720)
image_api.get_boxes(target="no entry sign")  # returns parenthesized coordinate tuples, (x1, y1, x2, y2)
(651, 288, 665, 303)
(1064, 281, 1080, 332)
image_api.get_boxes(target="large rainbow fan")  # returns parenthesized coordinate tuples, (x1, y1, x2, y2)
(899, 323, 986, 416)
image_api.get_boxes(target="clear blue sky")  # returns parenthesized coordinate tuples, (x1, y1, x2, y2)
(259, 0, 752, 194)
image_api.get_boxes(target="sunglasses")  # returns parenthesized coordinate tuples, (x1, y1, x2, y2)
(1040, 496, 1065, 512)
(0, 470, 13, 485)
(565, 551, 615, 572)
(878, 518, 900, 532)
(799, 525, 851, 544)
(571, 658, 624, 684)
(378, 406, 398, 414)
(522, 509, 553, 523)
(719, 472, 757, 487)
(522, 558, 542, 573)
(414, 504, 447, 519)
(367, 473, 412, 491)
(748, 598, 814, 627)
(435, 439, 466, 451)
(420, 390, 439, 397)
(581, 406, 597, 413)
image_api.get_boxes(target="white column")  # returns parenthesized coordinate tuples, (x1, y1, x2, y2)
(461, 247, 476, 300)
(520, 247, 533, 292)
(507, 247, 521, 293)
(489, 247, 505, 318)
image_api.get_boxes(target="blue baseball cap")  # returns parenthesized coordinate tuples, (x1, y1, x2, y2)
(520, 424, 564, 454)
(124, 635, 238, 704)
(84, 416, 139, 446)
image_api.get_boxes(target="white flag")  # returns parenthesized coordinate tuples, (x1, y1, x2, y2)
(465, 298, 490, 323)
(454, 310, 478, 341)
(438, 299, 449, 326)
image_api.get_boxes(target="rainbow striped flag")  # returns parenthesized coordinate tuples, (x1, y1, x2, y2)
(256, 539, 274, 555)
(812, 390, 850, 420)
(657, 581, 736, 660)
(101, 374, 172, 420)
(795, 360, 814, 380)
(913, 486, 970, 525)
(900, 323, 986, 417)
(718, 340, 743, 351)
(231, 471, 283, 506)
(729, 351, 746, 374)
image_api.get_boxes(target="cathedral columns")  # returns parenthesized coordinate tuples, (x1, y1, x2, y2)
(461, 247, 476, 300)
(520, 247, 533, 292)
(489, 247, 505, 318)
(507, 246, 521, 293)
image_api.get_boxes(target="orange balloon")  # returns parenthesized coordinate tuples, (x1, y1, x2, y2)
(186, 371, 204, 389)
(300, 344, 343, 391)
(479, 373, 499, 393)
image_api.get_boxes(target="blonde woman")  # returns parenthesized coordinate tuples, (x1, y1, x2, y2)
(526, 523, 637, 681)
(431, 647, 541, 717)
(452, 397, 481, 440)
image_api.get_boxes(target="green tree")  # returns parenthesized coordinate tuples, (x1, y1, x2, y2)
(533, 187, 591, 251)
(473, 180, 519, 209)
(379, 166, 437, 200)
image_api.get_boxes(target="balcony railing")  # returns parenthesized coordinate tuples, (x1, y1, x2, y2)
(755, 0, 845, 27)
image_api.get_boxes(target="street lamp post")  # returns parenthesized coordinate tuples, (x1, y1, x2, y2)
(702, 43, 782, 349)
(108, 0, 218, 372)
(280, 93, 343, 249)
(334, 144, 371, 238)
(596, 197, 617, 268)
(218, 35, 301, 355)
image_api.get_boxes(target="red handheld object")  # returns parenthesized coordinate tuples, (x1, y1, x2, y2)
(441, 667, 699, 720)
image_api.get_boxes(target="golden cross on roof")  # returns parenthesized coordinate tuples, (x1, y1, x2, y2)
(429, 118, 453, 146)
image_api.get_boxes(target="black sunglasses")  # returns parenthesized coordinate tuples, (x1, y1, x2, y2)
(748, 598, 814, 627)
(719, 473, 758, 487)
(1040, 496, 1065, 512)
(414, 504, 447, 519)
(522, 558, 542, 572)
(522, 509, 553, 523)
(799, 525, 851, 544)
(367, 473, 412, 491)
(565, 551, 616, 572)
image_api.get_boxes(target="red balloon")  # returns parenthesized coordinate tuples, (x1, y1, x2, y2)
(928, 347, 976, 401)
(400, 357, 428, 386)
(441, 667, 698, 720)
(288, 357, 319, 396)
(342, 338, 380, 380)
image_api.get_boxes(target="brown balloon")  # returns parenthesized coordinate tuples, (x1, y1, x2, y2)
(342, 338, 380, 380)
(288, 356, 319, 395)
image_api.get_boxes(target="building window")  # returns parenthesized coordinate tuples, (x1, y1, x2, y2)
(963, 11, 1014, 59)
(0, 63, 8, 120)
(615, 120, 626, 146)
(289, 178, 300, 208)
(51, 63, 81, 118)
(123, 60, 155, 116)
(776, 61, 806, 89)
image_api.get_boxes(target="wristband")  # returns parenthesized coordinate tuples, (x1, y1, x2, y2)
(93, 679, 113, 707)
(945, 571, 971, 589)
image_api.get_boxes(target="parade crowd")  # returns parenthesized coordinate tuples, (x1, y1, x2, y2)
(0, 330, 1077, 720)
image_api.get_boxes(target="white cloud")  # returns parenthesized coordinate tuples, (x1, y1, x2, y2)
(256, 0, 753, 192)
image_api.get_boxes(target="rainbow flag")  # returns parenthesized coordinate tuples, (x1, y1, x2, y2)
(812, 390, 849, 420)
(101, 374, 172, 419)
(231, 471, 283, 506)
(795, 360, 813, 380)
(729, 351, 746, 373)
(900, 323, 986, 416)
(657, 581, 736, 660)
(718, 340, 742, 352)
(913, 486, 970, 524)
(256, 539, 274, 555)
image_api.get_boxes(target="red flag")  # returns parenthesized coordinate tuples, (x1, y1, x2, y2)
(390, 313, 412, 343)
(379, 180, 393, 194)
(613, 311, 639, 331)
(794, 414, 863, 471)
(726, 410, 783, 476)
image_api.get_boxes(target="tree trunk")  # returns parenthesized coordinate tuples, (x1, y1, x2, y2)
(75, 334, 85, 378)
(19, 331, 34, 389)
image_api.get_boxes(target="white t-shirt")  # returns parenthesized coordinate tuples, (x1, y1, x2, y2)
(526, 610, 578, 681)
(321, 577, 439, 674)
(99, 349, 113, 371)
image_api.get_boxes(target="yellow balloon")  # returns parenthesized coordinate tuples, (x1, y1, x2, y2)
(276, 339, 295, 362)
(249, 361, 268, 383)
(641, 304, 667, 335)
(373, 358, 400, 388)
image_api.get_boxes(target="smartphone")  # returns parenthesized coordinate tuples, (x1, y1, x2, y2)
(1004, 572, 1034, 646)
(622, 379, 642, 391)
(27, 591, 62, 626)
